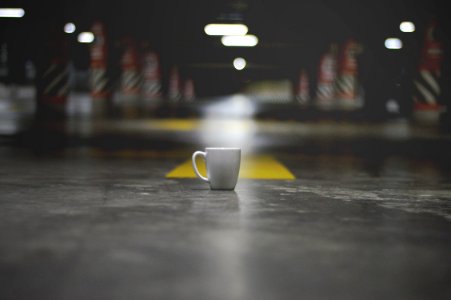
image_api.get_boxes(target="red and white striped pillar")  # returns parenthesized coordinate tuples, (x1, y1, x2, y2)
(89, 21, 109, 102)
(37, 32, 69, 116)
(336, 38, 362, 110)
(412, 20, 444, 123)
(168, 65, 181, 103)
(295, 69, 310, 106)
(141, 50, 162, 107)
(120, 38, 141, 97)
(182, 78, 195, 102)
(315, 44, 338, 110)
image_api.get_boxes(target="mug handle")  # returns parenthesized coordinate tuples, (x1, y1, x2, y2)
(192, 151, 209, 182)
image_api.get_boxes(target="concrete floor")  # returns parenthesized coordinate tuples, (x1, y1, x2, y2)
(1, 98, 451, 300)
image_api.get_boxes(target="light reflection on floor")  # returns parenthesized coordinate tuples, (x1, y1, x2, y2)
(197, 94, 260, 153)
(201, 94, 258, 119)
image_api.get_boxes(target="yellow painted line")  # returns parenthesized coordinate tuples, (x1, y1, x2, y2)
(90, 149, 190, 158)
(149, 119, 200, 131)
(166, 155, 295, 180)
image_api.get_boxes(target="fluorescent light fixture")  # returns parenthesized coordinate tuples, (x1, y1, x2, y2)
(78, 32, 94, 43)
(0, 8, 25, 18)
(222, 35, 258, 47)
(233, 57, 246, 70)
(385, 38, 402, 50)
(400, 21, 415, 32)
(64, 23, 76, 34)
(204, 23, 248, 36)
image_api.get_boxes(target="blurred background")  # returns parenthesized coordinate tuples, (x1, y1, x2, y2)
(0, 0, 450, 128)
(1, 2, 451, 299)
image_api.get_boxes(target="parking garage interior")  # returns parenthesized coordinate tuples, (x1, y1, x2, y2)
(1, 1, 451, 299)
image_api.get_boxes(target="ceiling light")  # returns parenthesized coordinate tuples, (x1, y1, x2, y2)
(233, 57, 246, 70)
(400, 21, 415, 33)
(222, 35, 258, 47)
(64, 23, 76, 34)
(204, 23, 248, 36)
(0, 8, 25, 18)
(385, 38, 402, 50)
(78, 32, 94, 43)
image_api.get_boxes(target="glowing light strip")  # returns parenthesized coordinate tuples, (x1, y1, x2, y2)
(78, 32, 94, 43)
(204, 23, 248, 36)
(0, 8, 25, 18)
(222, 35, 258, 47)
(385, 38, 402, 49)
(400, 21, 415, 33)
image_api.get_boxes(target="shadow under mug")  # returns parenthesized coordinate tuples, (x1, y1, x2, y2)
(192, 147, 241, 190)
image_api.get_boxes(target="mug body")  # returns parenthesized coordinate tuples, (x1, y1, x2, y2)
(205, 148, 241, 190)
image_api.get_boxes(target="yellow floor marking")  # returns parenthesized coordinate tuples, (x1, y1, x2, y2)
(90, 149, 190, 158)
(149, 119, 200, 131)
(166, 155, 295, 180)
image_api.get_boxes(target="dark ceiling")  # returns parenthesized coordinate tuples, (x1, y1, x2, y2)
(0, 0, 449, 96)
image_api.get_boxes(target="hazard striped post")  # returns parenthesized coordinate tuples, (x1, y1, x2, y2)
(182, 78, 195, 102)
(336, 39, 362, 110)
(141, 49, 162, 109)
(0, 43, 10, 105)
(315, 44, 338, 110)
(295, 69, 310, 106)
(168, 65, 181, 104)
(119, 38, 141, 116)
(120, 38, 141, 97)
(412, 20, 444, 124)
(89, 21, 109, 113)
(0, 43, 8, 82)
(36, 33, 69, 117)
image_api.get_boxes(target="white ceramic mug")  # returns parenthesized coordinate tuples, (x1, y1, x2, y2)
(192, 147, 241, 190)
